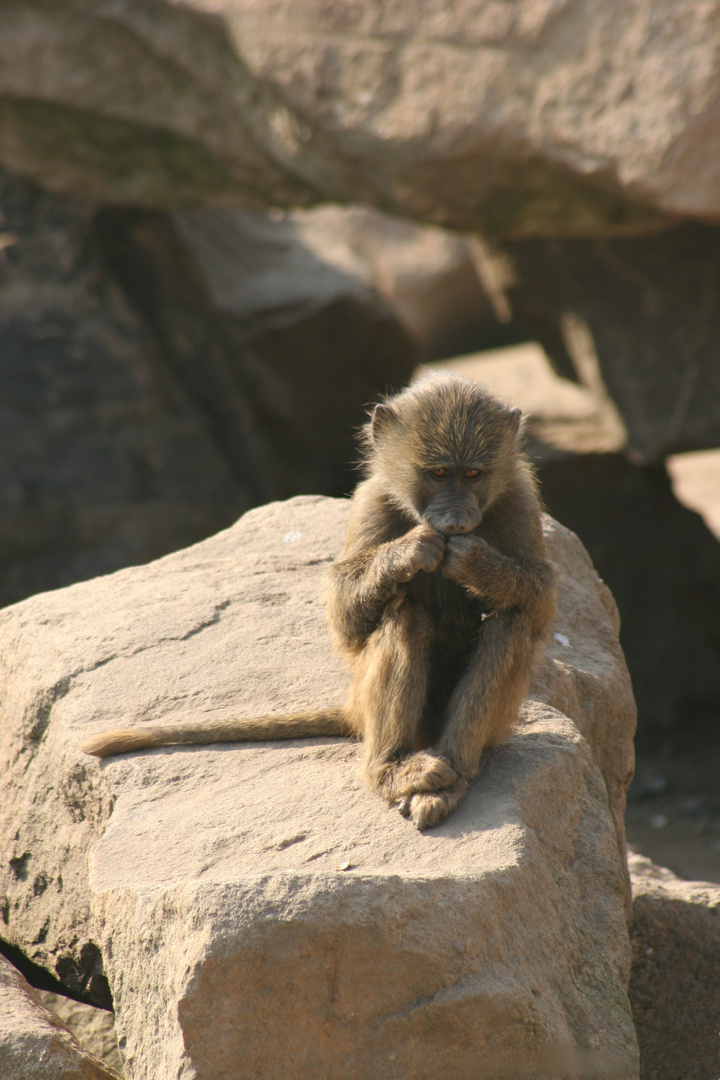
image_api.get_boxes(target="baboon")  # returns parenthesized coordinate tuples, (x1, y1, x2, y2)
(82, 375, 556, 830)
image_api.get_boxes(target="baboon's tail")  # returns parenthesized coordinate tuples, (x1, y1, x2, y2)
(80, 708, 353, 759)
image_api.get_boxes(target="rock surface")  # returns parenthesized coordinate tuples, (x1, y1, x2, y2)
(0, 169, 416, 608)
(0, 168, 248, 610)
(0, 955, 121, 1080)
(540, 452, 720, 733)
(6, 3, 720, 469)
(496, 224, 720, 460)
(628, 853, 720, 1080)
(37, 992, 124, 1076)
(0, 496, 638, 1078)
(97, 204, 418, 500)
(3, 0, 718, 234)
(288, 205, 526, 360)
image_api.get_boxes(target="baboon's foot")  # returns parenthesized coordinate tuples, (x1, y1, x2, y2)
(378, 751, 458, 802)
(397, 777, 469, 830)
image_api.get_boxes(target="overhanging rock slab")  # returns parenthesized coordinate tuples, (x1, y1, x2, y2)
(0, 496, 638, 1078)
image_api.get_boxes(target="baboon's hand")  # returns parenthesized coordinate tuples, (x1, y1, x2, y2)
(394, 524, 446, 581)
(440, 534, 488, 584)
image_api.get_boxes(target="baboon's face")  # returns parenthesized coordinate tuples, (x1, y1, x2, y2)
(416, 465, 488, 535)
(366, 376, 523, 532)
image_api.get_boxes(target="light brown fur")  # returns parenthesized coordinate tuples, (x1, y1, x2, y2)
(82, 375, 556, 830)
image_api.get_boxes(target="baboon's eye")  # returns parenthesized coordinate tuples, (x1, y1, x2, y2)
(463, 468, 481, 479)
(431, 467, 449, 478)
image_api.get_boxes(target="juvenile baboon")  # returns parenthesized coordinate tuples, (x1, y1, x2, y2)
(82, 375, 556, 829)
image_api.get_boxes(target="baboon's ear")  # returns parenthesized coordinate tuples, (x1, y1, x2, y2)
(370, 403, 396, 442)
(506, 407, 523, 437)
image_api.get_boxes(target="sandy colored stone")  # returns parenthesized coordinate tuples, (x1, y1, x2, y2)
(628, 853, 720, 1080)
(1, 1, 718, 235)
(0, 496, 638, 1078)
(0, 955, 121, 1080)
(288, 205, 520, 360)
(37, 992, 124, 1076)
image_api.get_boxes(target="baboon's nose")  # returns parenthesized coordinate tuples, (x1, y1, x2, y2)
(443, 521, 471, 535)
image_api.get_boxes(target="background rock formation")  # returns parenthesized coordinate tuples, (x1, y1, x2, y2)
(0, 170, 417, 608)
(1, 0, 715, 232)
(488, 225, 720, 459)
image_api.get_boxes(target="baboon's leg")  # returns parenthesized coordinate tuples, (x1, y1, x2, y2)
(406, 614, 533, 829)
(438, 613, 533, 775)
(347, 600, 458, 802)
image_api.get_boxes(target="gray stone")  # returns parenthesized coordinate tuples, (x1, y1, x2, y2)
(628, 852, 720, 1080)
(287, 205, 524, 360)
(539, 452, 720, 733)
(0, 496, 638, 1076)
(0, 171, 417, 608)
(495, 224, 720, 460)
(2, 1, 716, 235)
(0, 169, 247, 609)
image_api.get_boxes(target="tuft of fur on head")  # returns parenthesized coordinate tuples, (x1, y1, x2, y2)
(360, 375, 525, 519)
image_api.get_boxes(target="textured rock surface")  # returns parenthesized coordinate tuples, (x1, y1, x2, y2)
(0, 169, 416, 608)
(37, 992, 124, 1076)
(628, 853, 720, 1080)
(0, 496, 638, 1078)
(96, 204, 418, 500)
(540, 453, 720, 732)
(288, 205, 525, 360)
(497, 224, 720, 460)
(3, 1, 719, 234)
(0, 169, 248, 610)
(0, 955, 121, 1079)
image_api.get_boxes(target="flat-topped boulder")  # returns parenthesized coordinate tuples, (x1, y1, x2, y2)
(0, 496, 638, 1078)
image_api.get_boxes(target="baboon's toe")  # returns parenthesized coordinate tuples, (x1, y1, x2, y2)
(408, 777, 469, 830)
(409, 791, 450, 830)
(395, 751, 458, 795)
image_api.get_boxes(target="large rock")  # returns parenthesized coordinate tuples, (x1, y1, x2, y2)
(37, 992, 124, 1076)
(3, 1, 719, 235)
(495, 224, 720, 459)
(628, 853, 720, 1080)
(0, 955, 121, 1080)
(0, 497, 638, 1078)
(0, 169, 417, 608)
(287, 205, 526, 360)
(96, 204, 418, 499)
(539, 452, 720, 732)
(0, 169, 248, 610)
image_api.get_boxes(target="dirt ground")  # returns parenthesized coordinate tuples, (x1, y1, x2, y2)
(421, 345, 720, 886)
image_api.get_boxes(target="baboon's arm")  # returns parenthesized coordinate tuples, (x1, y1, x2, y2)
(328, 524, 445, 648)
(442, 535, 554, 622)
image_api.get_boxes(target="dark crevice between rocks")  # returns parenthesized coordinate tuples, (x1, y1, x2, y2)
(0, 935, 113, 1011)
